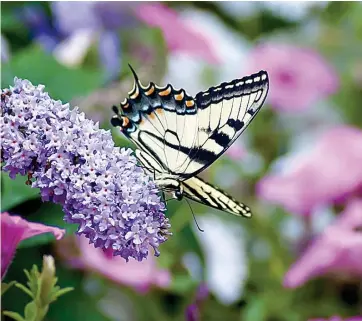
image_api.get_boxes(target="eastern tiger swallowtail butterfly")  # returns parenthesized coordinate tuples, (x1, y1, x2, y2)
(111, 65, 269, 218)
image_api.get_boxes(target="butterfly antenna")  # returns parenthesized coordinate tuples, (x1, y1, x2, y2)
(185, 198, 204, 232)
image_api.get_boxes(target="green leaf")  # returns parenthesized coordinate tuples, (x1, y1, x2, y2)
(24, 302, 37, 321)
(15, 283, 33, 299)
(169, 203, 191, 233)
(241, 296, 267, 321)
(0, 9, 23, 32)
(1, 281, 16, 296)
(1, 45, 103, 102)
(3, 311, 26, 321)
(169, 274, 196, 295)
(46, 283, 110, 321)
(52, 287, 74, 300)
(1, 173, 40, 211)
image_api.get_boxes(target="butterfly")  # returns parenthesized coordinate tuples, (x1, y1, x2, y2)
(111, 65, 269, 218)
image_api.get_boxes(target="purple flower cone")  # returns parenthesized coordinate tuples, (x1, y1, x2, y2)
(1, 78, 171, 261)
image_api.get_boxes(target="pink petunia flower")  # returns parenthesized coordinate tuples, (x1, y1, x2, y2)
(257, 126, 362, 215)
(135, 3, 220, 65)
(309, 316, 362, 321)
(62, 235, 171, 293)
(247, 42, 339, 111)
(283, 198, 362, 288)
(1, 212, 65, 279)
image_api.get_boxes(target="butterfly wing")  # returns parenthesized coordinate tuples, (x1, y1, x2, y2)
(111, 65, 200, 178)
(181, 176, 251, 217)
(179, 70, 269, 177)
(111, 65, 269, 180)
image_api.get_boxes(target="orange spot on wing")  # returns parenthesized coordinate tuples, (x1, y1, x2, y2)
(149, 112, 156, 119)
(155, 108, 164, 115)
(122, 116, 130, 127)
(145, 86, 155, 96)
(158, 86, 171, 96)
(186, 100, 195, 108)
(174, 92, 184, 101)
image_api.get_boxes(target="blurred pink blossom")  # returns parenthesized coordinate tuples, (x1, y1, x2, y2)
(248, 43, 339, 111)
(66, 235, 171, 293)
(257, 126, 362, 215)
(283, 198, 362, 288)
(309, 316, 362, 321)
(1, 212, 65, 279)
(135, 3, 220, 65)
(226, 143, 246, 160)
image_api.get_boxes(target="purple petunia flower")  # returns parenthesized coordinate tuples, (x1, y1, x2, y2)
(1, 78, 171, 261)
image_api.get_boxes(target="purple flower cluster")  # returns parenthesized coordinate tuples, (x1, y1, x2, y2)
(1, 78, 171, 261)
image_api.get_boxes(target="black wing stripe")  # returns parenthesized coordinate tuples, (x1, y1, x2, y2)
(140, 129, 215, 168)
(135, 149, 163, 174)
(137, 133, 169, 171)
(182, 180, 219, 208)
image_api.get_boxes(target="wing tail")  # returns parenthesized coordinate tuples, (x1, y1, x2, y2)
(181, 176, 251, 218)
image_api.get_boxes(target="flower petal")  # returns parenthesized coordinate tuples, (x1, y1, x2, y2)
(135, 3, 219, 65)
(1, 212, 65, 279)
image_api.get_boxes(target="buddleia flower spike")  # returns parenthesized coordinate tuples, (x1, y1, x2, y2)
(1, 78, 171, 261)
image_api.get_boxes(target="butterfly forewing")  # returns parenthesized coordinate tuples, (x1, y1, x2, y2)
(179, 71, 269, 177)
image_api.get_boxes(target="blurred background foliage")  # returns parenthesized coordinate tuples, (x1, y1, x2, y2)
(2, 1, 362, 321)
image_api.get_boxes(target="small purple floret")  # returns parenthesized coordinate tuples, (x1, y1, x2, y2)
(1, 78, 171, 261)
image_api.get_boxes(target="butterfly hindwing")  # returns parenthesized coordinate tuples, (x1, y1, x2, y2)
(181, 176, 251, 217)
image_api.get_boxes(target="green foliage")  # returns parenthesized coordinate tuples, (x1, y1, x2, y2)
(1, 46, 103, 102)
(3, 256, 73, 321)
(1, 281, 16, 296)
(1, 173, 40, 211)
